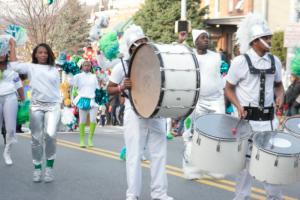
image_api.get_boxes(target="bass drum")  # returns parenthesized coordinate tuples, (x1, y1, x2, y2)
(128, 43, 200, 118)
(190, 114, 252, 175)
(249, 131, 300, 185)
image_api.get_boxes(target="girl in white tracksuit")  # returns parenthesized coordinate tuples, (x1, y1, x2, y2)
(9, 39, 61, 183)
(71, 60, 99, 148)
(107, 25, 173, 200)
(0, 54, 23, 165)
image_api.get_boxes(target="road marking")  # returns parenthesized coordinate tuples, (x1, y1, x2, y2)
(19, 134, 298, 200)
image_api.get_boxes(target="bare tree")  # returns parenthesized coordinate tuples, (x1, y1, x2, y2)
(0, 0, 64, 45)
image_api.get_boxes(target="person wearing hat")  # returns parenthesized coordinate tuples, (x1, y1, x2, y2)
(71, 60, 99, 148)
(0, 36, 24, 165)
(182, 29, 225, 180)
(107, 25, 174, 200)
(9, 39, 61, 183)
(225, 14, 284, 200)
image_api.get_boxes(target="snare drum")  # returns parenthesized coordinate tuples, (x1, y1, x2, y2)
(129, 43, 200, 118)
(283, 117, 300, 137)
(249, 131, 300, 185)
(190, 114, 251, 175)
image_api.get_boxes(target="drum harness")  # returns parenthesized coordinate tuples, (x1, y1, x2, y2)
(244, 53, 277, 157)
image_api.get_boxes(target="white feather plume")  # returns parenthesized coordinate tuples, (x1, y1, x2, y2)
(236, 13, 268, 54)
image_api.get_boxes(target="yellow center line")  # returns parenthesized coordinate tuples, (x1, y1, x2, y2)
(19, 134, 299, 200)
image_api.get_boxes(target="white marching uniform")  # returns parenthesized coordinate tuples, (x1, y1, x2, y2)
(10, 62, 61, 165)
(71, 72, 99, 123)
(182, 49, 225, 179)
(0, 66, 22, 165)
(227, 48, 283, 200)
(110, 61, 169, 199)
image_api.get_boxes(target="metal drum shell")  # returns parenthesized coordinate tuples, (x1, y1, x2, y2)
(191, 131, 249, 175)
(249, 131, 300, 185)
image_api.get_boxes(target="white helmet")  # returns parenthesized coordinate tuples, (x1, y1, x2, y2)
(236, 13, 272, 54)
(249, 24, 272, 42)
(123, 24, 147, 53)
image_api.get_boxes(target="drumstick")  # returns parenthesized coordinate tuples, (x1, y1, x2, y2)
(232, 119, 242, 136)
(119, 56, 128, 77)
(232, 119, 242, 147)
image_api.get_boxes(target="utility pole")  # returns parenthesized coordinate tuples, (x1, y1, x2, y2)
(181, 0, 187, 20)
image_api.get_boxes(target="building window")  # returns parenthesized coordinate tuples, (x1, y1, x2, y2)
(235, 0, 244, 11)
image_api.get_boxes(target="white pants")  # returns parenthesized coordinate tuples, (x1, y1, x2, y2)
(79, 107, 97, 124)
(124, 108, 168, 199)
(0, 93, 18, 144)
(30, 101, 60, 165)
(233, 120, 282, 200)
(182, 96, 225, 179)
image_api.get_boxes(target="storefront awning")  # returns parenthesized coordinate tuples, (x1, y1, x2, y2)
(205, 16, 245, 26)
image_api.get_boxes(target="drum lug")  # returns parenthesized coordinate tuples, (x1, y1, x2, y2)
(274, 156, 279, 167)
(216, 140, 221, 152)
(255, 150, 260, 160)
(294, 155, 299, 168)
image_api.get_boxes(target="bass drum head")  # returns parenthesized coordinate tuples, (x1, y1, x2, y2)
(284, 117, 300, 136)
(195, 114, 251, 141)
(129, 43, 161, 118)
(253, 131, 300, 155)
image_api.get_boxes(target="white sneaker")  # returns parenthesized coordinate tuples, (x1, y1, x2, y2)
(3, 144, 13, 165)
(44, 167, 54, 183)
(33, 169, 42, 182)
(126, 196, 138, 200)
(141, 155, 147, 161)
(153, 195, 174, 200)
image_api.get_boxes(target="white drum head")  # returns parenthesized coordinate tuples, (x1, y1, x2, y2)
(195, 114, 252, 141)
(253, 131, 300, 155)
(284, 117, 300, 136)
(129, 43, 162, 118)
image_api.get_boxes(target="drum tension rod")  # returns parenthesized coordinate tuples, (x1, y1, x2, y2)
(154, 51, 193, 55)
(295, 155, 299, 168)
(161, 88, 200, 92)
(255, 150, 260, 160)
(216, 140, 221, 152)
(196, 134, 201, 145)
(160, 68, 200, 72)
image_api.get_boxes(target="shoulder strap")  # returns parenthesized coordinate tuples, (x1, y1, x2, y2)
(244, 54, 260, 74)
(266, 54, 276, 74)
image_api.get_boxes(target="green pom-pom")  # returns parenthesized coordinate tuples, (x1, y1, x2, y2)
(98, 31, 119, 61)
(184, 117, 191, 130)
(119, 147, 126, 161)
(61, 61, 81, 75)
(291, 48, 300, 76)
(71, 55, 82, 65)
(95, 88, 109, 105)
(167, 132, 173, 140)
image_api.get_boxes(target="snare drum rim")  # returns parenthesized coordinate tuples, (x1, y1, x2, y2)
(253, 131, 300, 157)
(283, 116, 300, 135)
(195, 113, 252, 141)
(128, 42, 165, 118)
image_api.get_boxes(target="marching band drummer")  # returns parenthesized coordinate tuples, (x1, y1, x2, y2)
(182, 29, 225, 180)
(107, 25, 174, 200)
(225, 14, 284, 200)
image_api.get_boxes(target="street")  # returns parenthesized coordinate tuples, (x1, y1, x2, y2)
(0, 126, 299, 200)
